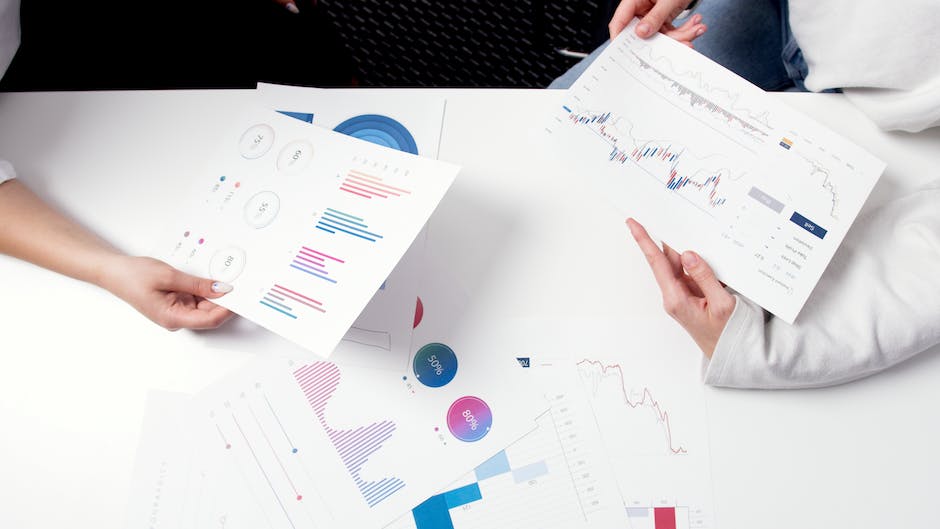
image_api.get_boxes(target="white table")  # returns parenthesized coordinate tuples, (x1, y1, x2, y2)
(1, 89, 938, 529)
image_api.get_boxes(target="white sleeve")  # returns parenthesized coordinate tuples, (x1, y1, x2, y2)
(844, 76, 940, 133)
(704, 181, 940, 389)
(0, 159, 15, 184)
(0, 0, 20, 78)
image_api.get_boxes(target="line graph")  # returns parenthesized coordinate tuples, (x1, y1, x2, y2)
(203, 381, 339, 529)
(572, 351, 716, 527)
(613, 34, 774, 143)
(576, 359, 687, 455)
(565, 107, 739, 212)
(292, 362, 405, 507)
(230, 413, 300, 527)
(234, 408, 305, 503)
(795, 151, 841, 219)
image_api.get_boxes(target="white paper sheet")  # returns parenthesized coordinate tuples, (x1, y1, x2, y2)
(153, 106, 458, 356)
(184, 346, 542, 529)
(566, 317, 717, 529)
(124, 391, 275, 529)
(257, 83, 447, 159)
(256, 84, 449, 370)
(387, 351, 630, 529)
(547, 20, 885, 323)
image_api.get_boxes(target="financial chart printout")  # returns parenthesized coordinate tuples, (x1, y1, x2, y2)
(566, 317, 719, 529)
(153, 106, 458, 356)
(548, 20, 884, 322)
(258, 83, 448, 371)
(125, 349, 544, 529)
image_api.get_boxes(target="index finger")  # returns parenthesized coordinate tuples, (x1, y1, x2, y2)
(626, 218, 685, 301)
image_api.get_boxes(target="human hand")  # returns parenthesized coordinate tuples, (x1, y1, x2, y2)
(274, 0, 299, 14)
(609, 0, 707, 47)
(99, 255, 236, 331)
(626, 218, 735, 358)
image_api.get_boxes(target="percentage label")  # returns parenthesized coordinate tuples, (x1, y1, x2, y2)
(462, 409, 479, 431)
(413, 343, 458, 388)
(447, 396, 492, 442)
(428, 355, 445, 376)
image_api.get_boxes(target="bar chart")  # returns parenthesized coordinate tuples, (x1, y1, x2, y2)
(340, 168, 414, 200)
(293, 362, 406, 508)
(315, 207, 385, 243)
(290, 246, 345, 284)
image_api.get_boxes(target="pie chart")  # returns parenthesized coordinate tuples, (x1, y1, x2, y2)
(333, 114, 419, 155)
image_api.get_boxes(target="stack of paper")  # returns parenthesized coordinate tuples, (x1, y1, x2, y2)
(131, 85, 556, 529)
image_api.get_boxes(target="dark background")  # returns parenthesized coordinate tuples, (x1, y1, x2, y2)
(0, 0, 616, 91)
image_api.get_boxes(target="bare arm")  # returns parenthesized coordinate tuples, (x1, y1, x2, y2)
(0, 179, 234, 330)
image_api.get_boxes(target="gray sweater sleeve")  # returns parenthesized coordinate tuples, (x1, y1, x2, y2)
(704, 181, 940, 389)
(0, 159, 15, 185)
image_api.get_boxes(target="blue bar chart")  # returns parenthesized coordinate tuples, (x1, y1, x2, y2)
(316, 208, 384, 243)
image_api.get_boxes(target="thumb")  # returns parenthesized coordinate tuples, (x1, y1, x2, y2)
(164, 269, 234, 299)
(609, 1, 638, 40)
(680, 251, 735, 315)
(636, 1, 681, 37)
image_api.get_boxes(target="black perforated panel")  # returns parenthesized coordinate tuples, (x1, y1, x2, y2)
(320, 0, 611, 87)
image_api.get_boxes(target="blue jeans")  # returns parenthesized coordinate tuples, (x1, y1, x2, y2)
(549, 0, 820, 92)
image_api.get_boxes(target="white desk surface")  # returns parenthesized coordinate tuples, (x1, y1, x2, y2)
(1, 88, 938, 529)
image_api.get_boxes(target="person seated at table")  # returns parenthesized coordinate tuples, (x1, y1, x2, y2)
(0, 0, 234, 331)
(552, 0, 940, 133)
(554, 0, 940, 388)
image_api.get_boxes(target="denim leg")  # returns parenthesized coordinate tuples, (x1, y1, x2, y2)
(547, 41, 610, 89)
(689, 0, 795, 91)
(547, 0, 797, 91)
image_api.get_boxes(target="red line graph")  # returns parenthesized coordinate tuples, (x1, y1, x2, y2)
(577, 359, 687, 455)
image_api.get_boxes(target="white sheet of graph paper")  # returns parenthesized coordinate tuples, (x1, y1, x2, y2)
(548, 20, 884, 323)
(152, 106, 458, 356)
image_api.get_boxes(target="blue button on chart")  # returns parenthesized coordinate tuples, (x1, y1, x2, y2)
(789, 212, 827, 239)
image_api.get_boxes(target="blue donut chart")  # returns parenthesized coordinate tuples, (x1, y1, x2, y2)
(333, 114, 419, 155)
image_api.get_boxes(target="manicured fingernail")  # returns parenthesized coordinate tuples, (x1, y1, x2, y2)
(285, 2, 300, 14)
(681, 252, 699, 267)
(212, 281, 234, 293)
(695, 27, 706, 36)
(637, 23, 651, 36)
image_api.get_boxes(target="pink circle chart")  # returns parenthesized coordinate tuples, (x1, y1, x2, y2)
(446, 396, 492, 443)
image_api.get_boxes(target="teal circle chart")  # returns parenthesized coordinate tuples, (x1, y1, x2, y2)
(333, 114, 419, 155)
(413, 343, 458, 388)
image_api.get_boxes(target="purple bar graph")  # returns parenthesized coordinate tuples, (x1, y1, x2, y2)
(293, 362, 405, 507)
